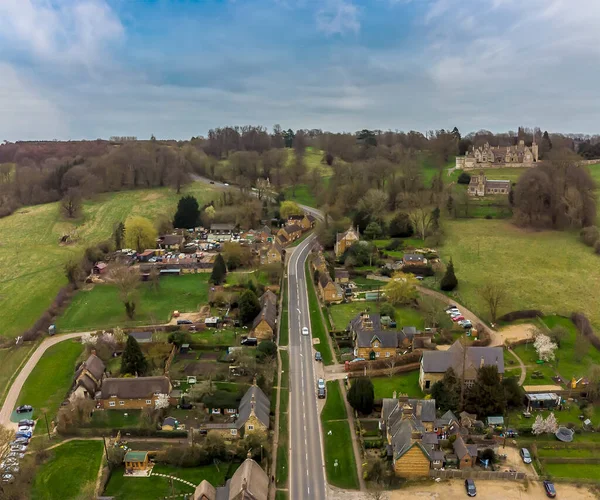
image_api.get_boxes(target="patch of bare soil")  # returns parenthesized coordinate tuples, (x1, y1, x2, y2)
(142, 192, 162, 201)
(497, 323, 536, 344)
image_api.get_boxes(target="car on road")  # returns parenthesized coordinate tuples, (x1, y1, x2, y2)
(302, 327, 309, 335)
(10, 444, 27, 453)
(465, 478, 477, 497)
(318, 387, 326, 399)
(317, 378, 325, 390)
(520, 448, 532, 464)
(15, 405, 32, 414)
(315, 352, 322, 361)
(452, 315, 465, 322)
(543, 480, 556, 498)
(209, 180, 215, 184)
(18, 419, 34, 427)
(224, 183, 229, 186)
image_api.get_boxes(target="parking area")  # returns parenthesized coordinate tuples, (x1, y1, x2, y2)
(389, 479, 597, 500)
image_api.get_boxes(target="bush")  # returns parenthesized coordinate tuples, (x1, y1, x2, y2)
(440, 259, 458, 291)
(402, 265, 434, 277)
(389, 213, 414, 238)
(379, 303, 395, 320)
(571, 312, 600, 351)
(457, 172, 472, 185)
(580, 226, 600, 247)
(347, 378, 375, 415)
(364, 439, 383, 449)
(385, 239, 403, 251)
(594, 240, 600, 255)
(498, 310, 543, 322)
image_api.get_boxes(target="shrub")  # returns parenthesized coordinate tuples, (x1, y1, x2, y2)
(571, 312, 600, 351)
(440, 259, 458, 291)
(457, 172, 472, 185)
(594, 240, 600, 255)
(498, 310, 543, 322)
(580, 226, 600, 247)
(385, 239, 403, 251)
(347, 378, 375, 415)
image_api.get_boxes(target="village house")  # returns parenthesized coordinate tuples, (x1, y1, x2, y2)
(92, 262, 108, 274)
(334, 268, 350, 284)
(318, 273, 343, 304)
(276, 224, 302, 246)
(259, 240, 284, 265)
(381, 397, 438, 477)
(209, 223, 235, 242)
(71, 353, 105, 400)
(259, 289, 277, 309)
(236, 384, 270, 436)
(286, 213, 316, 231)
(311, 253, 328, 275)
(99, 376, 175, 410)
(250, 300, 277, 341)
(258, 225, 273, 243)
(402, 253, 428, 267)
(157, 234, 184, 250)
(419, 341, 504, 391)
(468, 171, 511, 197)
(128, 331, 153, 344)
(453, 435, 478, 469)
(334, 226, 360, 257)
(193, 458, 269, 500)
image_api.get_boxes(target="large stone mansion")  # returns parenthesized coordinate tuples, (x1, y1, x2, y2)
(456, 139, 539, 170)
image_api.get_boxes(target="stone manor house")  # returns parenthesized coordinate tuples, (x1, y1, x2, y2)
(456, 139, 539, 169)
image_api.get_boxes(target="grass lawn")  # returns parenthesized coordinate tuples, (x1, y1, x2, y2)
(276, 491, 288, 500)
(88, 409, 142, 428)
(321, 381, 347, 421)
(280, 350, 289, 387)
(104, 463, 236, 499)
(17, 339, 84, 419)
(537, 448, 600, 458)
(227, 270, 270, 287)
(276, 411, 289, 488)
(284, 184, 317, 207)
(57, 274, 210, 331)
(371, 370, 423, 399)
(321, 420, 359, 489)
(0, 343, 38, 405)
(31, 440, 103, 500)
(327, 302, 424, 331)
(280, 278, 289, 346)
(305, 261, 333, 365)
(351, 276, 387, 289)
(512, 343, 557, 385)
(0, 182, 216, 339)
(440, 219, 600, 331)
(544, 463, 600, 481)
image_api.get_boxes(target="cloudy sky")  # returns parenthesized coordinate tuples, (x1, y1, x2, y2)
(1, 0, 599, 140)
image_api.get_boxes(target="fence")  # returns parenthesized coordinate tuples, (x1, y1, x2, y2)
(164, 344, 177, 375)
(429, 469, 525, 481)
(348, 362, 420, 378)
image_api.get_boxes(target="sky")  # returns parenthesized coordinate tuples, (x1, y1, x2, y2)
(1, 0, 599, 141)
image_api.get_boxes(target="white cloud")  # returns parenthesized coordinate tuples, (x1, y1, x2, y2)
(316, 0, 360, 35)
(0, 0, 123, 65)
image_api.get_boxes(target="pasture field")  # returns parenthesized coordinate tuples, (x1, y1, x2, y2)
(0, 183, 216, 339)
(440, 219, 600, 331)
(16, 339, 84, 419)
(31, 440, 104, 500)
(57, 273, 210, 332)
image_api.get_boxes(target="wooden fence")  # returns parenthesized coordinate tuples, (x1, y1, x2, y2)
(429, 469, 525, 481)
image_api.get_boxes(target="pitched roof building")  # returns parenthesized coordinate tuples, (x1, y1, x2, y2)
(334, 226, 360, 257)
(350, 312, 420, 359)
(99, 376, 173, 410)
(193, 458, 269, 500)
(250, 300, 277, 341)
(237, 384, 270, 434)
(468, 171, 511, 197)
(419, 341, 504, 391)
(72, 353, 105, 400)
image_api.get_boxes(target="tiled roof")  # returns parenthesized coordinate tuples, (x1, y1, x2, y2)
(237, 386, 270, 430)
(101, 376, 170, 399)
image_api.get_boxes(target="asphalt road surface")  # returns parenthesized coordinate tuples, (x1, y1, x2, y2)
(288, 234, 327, 500)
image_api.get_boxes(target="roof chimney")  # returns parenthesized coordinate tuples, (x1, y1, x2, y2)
(401, 403, 413, 420)
(393, 391, 397, 399)
(480, 356, 485, 368)
(416, 402, 422, 418)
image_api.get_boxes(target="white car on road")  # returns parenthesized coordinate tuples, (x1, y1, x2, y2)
(302, 327, 309, 336)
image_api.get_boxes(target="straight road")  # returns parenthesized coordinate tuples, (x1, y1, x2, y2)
(288, 235, 327, 500)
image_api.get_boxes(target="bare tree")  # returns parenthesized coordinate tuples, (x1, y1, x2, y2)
(386, 356, 397, 378)
(408, 197, 433, 241)
(110, 265, 140, 319)
(60, 187, 82, 219)
(480, 283, 507, 323)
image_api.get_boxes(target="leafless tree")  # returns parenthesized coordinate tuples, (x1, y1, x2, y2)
(480, 283, 507, 323)
(60, 187, 82, 219)
(386, 356, 397, 377)
(408, 195, 433, 240)
(110, 265, 140, 319)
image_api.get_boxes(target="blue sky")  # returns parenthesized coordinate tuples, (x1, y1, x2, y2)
(1, 0, 599, 140)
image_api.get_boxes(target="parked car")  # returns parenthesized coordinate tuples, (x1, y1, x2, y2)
(452, 315, 465, 322)
(18, 419, 34, 427)
(464, 478, 477, 497)
(177, 319, 193, 325)
(520, 448, 532, 464)
(350, 357, 365, 363)
(317, 378, 326, 390)
(179, 402, 193, 410)
(1, 473, 14, 483)
(462, 321, 473, 329)
(6, 452, 24, 460)
(315, 352, 322, 362)
(11, 438, 29, 446)
(415, 276, 424, 280)
(241, 337, 257, 346)
(445, 304, 458, 310)
(15, 431, 32, 439)
(15, 405, 32, 414)
(318, 387, 326, 399)
(449, 311, 462, 317)
(17, 425, 32, 433)
(302, 327, 309, 336)
(224, 183, 229, 186)
(543, 480, 556, 498)
(209, 180, 215, 184)
(10, 445, 27, 453)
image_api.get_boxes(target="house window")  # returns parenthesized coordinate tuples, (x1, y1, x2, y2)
(146, 400, 152, 405)
(247, 425, 254, 431)
(385, 352, 390, 358)
(119, 401, 125, 406)
(212, 409, 221, 414)
(231, 429, 237, 436)
(375, 352, 380, 358)
(465, 380, 474, 388)
(425, 380, 431, 389)
(109, 402, 115, 407)
(433, 460, 441, 465)
(227, 409, 237, 414)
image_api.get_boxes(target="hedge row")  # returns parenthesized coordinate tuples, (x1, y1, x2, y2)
(59, 427, 188, 438)
(346, 350, 421, 372)
(498, 310, 544, 322)
(571, 312, 600, 351)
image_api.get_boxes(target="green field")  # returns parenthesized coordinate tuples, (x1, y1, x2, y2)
(0, 183, 216, 339)
(440, 219, 600, 330)
(321, 420, 359, 489)
(321, 381, 347, 421)
(0, 344, 37, 405)
(57, 274, 210, 331)
(537, 447, 600, 458)
(227, 270, 270, 287)
(88, 409, 142, 428)
(327, 301, 424, 331)
(104, 463, 236, 499)
(305, 261, 334, 365)
(276, 411, 289, 488)
(17, 339, 84, 419)
(543, 463, 600, 481)
(31, 440, 103, 500)
(371, 370, 423, 399)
